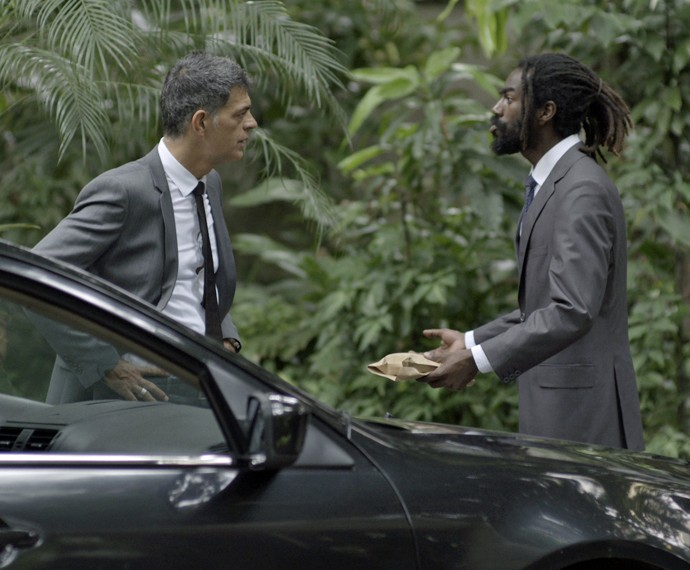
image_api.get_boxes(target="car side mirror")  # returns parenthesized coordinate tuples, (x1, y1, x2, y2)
(244, 393, 310, 470)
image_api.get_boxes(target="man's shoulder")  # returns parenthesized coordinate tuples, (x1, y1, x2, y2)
(103, 147, 159, 175)
(206, 168, 222, 186)
(90, 148, 162, 188)
(557, 145, 610, 180)
(204, 169, 224, 198)
(555, 146, 621, 208)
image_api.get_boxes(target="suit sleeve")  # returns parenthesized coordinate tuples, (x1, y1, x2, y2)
(478, 176, 614, 378)
(34, 176, 129, 268)
(24, 310, 121, 388)
(32, 177, 128, 386)
(221, 313, 240, 342)
(474, 309, 522, 341)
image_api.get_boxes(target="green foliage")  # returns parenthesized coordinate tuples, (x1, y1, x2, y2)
(233, 30, 524, 430)
(462, 0, 509, 57)
(3, 0, 690, 458)
(0, 0, 347, 244)
(233, 196, 521, 426)
(234, 0, 690, 458)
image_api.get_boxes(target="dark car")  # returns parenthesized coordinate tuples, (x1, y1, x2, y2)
(0, 239, 689, 570)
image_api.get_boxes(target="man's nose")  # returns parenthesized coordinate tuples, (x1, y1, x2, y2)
(245, 113, 258, 130)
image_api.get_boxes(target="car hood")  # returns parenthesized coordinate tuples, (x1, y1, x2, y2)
(344, 416, 690, 570)
(354, 416, 690, 483)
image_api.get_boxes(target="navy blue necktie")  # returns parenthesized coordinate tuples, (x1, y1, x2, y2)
(193, 182, 223, 341)
(524, 175, 537, 212)
(518, 175, 538, 239)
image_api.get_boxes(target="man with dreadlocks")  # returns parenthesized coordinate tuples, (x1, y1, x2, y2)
(419, 53, 644, 450)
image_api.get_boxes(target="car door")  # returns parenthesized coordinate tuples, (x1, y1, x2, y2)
(0, 253, 417, 569)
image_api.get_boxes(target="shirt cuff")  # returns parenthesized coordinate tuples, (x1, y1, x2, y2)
(465, 330, 476, 348)
(470, 344, 493, 374)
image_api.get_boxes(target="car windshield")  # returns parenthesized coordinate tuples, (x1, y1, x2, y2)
(0, 293, 228, 456)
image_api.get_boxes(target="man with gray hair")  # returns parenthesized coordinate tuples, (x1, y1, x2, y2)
(34, 52, 258, 403)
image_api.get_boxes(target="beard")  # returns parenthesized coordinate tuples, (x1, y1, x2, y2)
(491, 117, 523, 155)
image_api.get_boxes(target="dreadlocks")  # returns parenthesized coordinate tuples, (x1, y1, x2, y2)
(518, 53, 631, 162)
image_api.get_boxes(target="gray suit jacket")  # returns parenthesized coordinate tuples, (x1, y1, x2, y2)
(33, 148, 239, 402)
(473, 144, 644, 450)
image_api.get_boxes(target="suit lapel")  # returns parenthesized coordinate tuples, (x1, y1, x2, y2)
(140, 148, 178, 310)
(516, 144, 587, 283)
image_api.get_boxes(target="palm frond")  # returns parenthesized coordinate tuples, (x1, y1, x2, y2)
(0, 44, 110, 161)
(168, 0, 349, 129)
(234, 1, 347, 103)
(250, 128, 337, 234)
(15, 0, 139, 76)
(0, 224, 41, 232)
(102, 80, 161, 129)
(133, 1, 198, 50)
(1, 0, 349, 182)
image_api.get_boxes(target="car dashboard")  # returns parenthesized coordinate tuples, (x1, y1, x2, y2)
(0, 394, 227, 455)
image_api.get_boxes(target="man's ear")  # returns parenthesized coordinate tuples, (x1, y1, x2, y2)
(538, 101, 557, 125)
(190, 109, 210, 134)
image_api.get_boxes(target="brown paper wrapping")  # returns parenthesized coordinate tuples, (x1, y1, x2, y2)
(367, 352, 440, 382)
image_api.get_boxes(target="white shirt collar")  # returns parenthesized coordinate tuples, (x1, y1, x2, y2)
(157, 138, 206, 196)
(530, 133, 581, 187)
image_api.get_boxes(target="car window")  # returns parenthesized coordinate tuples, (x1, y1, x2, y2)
(0, 294, 228, 457)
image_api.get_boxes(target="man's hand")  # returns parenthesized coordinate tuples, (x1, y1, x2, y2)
(420, 329, 477, 390)
(419, 349, 478, 391)
(223, 338, 239, 353)
(423, 328, 466, 362)
(104, 360, 169, 401)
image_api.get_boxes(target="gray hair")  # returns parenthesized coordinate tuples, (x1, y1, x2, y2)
(160, 52, 251, 137)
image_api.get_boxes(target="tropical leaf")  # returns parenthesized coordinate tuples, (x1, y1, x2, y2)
(248, 129, 337, 232)
(1, 0, 348, 160)
(350, 67, 419, 85)
(0, 0, 347, 232)
(17, 0, 138, 75)
(0, 224, 41, 232)
(424, 47, 461, 82)
(0, 44, 110, 161)
(229, 178, 309, 207)
(232, 233, 307, 278)
(166, 0, 349, 128)
(348, 75, 419, 136)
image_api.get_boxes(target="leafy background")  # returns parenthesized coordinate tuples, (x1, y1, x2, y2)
(2, 0, 690, 458)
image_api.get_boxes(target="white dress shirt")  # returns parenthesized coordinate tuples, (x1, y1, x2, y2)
(157, 139, 219, 336)
(469, 134, 581, 373)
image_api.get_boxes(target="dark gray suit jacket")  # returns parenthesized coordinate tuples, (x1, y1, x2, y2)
(473, 144, 644, 450)
(33, 148, 239, 402)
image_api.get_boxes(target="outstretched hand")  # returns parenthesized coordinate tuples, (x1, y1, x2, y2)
(419, 328, 477, 391)
(423, 329, 466, 362)
(104, 360, 169, 401)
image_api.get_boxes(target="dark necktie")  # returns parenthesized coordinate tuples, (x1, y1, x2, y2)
(192, 181, 223, 341)
(524, 174, 537, 212)
(518, 175, 538, 239)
